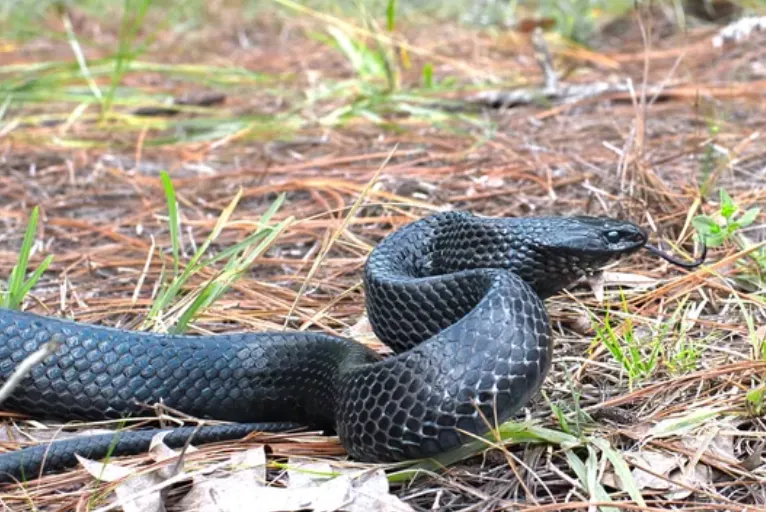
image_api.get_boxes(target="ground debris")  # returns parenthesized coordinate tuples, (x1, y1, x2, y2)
(178, 452, 412, 512)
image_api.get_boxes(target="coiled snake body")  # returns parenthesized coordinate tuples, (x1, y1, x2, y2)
(0, 211, 651, 483)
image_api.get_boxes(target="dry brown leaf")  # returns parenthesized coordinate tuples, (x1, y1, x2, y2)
(586, 271, 661, 303)
(113, 474, 168, 512)
(344, 315, 390, 354)
(663, 462, 714, 500)
(680, 427, 737, 463)
(76, 454, 166, 512)
(177, 451, 412, 512)
(621, 449, 715, 500)
(600, 271, 660, 289)
(286, 460, 335, 488)
(228, 444, 267, 482)
(565, 312, 594, 335)
(177, 446, 269, 511)
(626, 451, 682, 490)
(311, 468, 413, 512)
(76, 454, 135, 482)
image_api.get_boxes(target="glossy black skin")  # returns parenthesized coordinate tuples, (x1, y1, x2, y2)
(0, 211, 646, 482)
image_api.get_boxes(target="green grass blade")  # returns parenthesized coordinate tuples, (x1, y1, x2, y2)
(184, 187, 246, 273)
(386, 0, 397, 31)
(103, 0, 153, 116)
(16, 255, 54, 303)
(171, 215, 293, 333)
(388, 421, 581, 483)
(591, 437, 647, 508)
(160, 171, 181, 277)
(647, 407, 724, 438)
(564, 448, 620, 512)
(60, 10, 103, 103)
(173, 281, 224, 334)
(5, 207, 40, 309)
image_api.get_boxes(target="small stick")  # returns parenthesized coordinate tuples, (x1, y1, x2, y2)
(0, 338, 61, 406)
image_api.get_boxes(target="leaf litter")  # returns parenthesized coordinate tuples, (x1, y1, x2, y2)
(75, 431, 411, 512)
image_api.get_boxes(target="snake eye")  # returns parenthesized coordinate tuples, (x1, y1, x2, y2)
(606, 230, 621, 243)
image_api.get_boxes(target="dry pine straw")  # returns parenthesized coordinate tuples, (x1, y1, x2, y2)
(0, 9, 765, 512)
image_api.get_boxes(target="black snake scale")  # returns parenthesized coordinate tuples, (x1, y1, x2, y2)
(0, 211, 649, 483)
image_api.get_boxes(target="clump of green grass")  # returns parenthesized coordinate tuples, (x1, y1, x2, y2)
(1, 0, 299, 149)
(594, 292, 712, 386)
(0, 206, 54, 310)
(141, 171, 294, 334)
(592, 298, 662, 391)
(276, 0, 475, 131)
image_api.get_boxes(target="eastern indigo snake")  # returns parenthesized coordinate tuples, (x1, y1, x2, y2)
(0, 211, 703, 483)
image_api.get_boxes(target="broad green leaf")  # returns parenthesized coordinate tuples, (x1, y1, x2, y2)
(738, 207, 761, 228)
(746, 386, 764, 405)
(691, 215, 720, 235)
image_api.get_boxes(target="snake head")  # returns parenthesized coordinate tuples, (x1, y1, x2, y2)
(563, 216, 648, 255)
(516, 216, 647, 297)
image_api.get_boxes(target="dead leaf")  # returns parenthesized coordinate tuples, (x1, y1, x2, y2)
(756, 324, 766, 346)
(600, 271, 660, 289)
(313, 468, 413, 512)
(147, 430, 199, 480)
(344, 315, 390, 354)
(566, 312, 594, 335)
(287, 460, 336, 488)
(626, 451, 682, 490)
(585, 272, 605, 303)
(679, 426, 737, 463)
(113, 474, 168, 512)
(585, 271, 660, 303)
(742, 440, 764, 471)
(76, 454, 135, 482)
(149, 431, 196, 463)
(228, 444, 267, 482)
(177, 452, 412, 512)
(76, 455, 166, 512)
(663, 462, 714, 500)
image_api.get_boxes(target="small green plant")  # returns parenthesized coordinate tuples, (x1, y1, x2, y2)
(692, 189, 760, 248)
(693, 188, 764, 292)
(0, 206, 54, 310)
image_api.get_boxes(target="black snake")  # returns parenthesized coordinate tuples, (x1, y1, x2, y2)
(0, 211, 703, 483)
